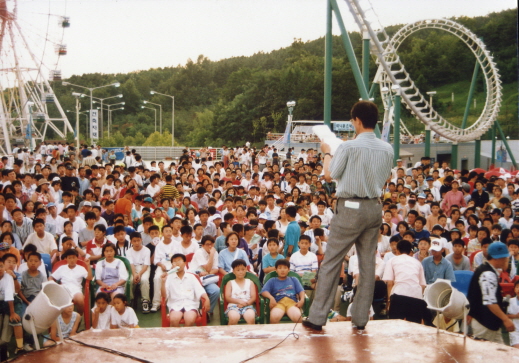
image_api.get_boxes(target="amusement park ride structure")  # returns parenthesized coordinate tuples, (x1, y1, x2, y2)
(321, 0, 515, 169)
(0, 0, 515, 169)
(0, 0, 72, 155)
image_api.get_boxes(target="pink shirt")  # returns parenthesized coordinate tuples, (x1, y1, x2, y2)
(442, 190, 466, 215)
(383, 254, 426, 300)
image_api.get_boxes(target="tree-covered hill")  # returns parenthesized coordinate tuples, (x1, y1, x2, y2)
(50, 8, 517, 146)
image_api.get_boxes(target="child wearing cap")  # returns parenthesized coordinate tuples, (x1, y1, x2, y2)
(421, 238, 455, 284)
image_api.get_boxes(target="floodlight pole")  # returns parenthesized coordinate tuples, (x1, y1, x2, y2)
(323, 0, 333, 129)
(325, 0, 380, 137)
(392, 86, 401, 166)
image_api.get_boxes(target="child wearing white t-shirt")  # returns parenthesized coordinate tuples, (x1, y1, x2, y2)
(126, 233, 151, 313)
(289, 236, 318, 277)
(507, 281, 519, 347)
(110, 294, 138, 329)
(51, 249, 91, 315)
(92, 292, 113, 330)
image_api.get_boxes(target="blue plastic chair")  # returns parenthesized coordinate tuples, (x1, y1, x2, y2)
(452, 270, 474, 297)
(40, 253, 52, 276)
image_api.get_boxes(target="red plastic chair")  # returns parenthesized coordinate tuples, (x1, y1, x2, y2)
(185, 253, 194, 269)
(52, 259, 92, 329)
(499, 272, 519, 297)
(161, 272, 208, 327)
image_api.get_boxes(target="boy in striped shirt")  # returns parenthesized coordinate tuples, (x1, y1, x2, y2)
(289, 236, 318, 289)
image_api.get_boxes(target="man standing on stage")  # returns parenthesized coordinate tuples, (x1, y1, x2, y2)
(302, 101, 393, 332)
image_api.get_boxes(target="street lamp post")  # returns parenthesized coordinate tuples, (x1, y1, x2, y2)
(425, 91, 436, 158)
(71, 92, 86, 151)
(106, 107, 124, 136)
(143, 100, 162, 133)
(141, 106, 157, 132)
(67, 109, 91, 139)
(92, 94, 123, 138)
(62, 81, 120, 140)
(150, 90, 174, 147)
(97, 102, 125, 137)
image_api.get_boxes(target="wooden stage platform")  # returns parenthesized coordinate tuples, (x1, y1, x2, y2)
(15, 320, 519, 363)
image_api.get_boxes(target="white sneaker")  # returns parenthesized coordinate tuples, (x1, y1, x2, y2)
(150, 304, 159, 313)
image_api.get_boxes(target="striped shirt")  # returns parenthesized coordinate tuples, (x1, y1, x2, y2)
(330, 132, 393, 199)
(161, 184, 180, 201)
(13, 217, 34, 244)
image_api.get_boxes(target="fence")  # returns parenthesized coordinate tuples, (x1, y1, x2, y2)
(120, 146, 222, 161)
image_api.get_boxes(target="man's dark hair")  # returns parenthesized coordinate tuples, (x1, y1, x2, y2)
(350, 101, 378, 129)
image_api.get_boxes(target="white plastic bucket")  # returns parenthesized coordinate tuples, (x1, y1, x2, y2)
(22, 281, 73, 334)
(424, 279, 468, 320)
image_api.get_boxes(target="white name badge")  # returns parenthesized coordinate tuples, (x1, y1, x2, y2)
(345, 201, 360, 209)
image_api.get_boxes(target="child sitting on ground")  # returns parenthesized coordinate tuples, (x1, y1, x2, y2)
(110, 293, 138, 329)
(51, 249, 91, 315)
(261, 259, 305, 323)
(161, 253, 210, 327)
(43, 305, 80, 346)
(224, 259, 257, 325)
(92, 292, 112, 330)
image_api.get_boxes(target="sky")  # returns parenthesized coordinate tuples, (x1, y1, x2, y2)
(9, 0, 518, 77)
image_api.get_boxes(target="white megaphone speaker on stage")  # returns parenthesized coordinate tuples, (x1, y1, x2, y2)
(23, 281, 73, 350)
(424, 279, 470, 337)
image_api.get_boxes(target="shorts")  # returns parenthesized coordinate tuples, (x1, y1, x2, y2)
(225, 304, 256, 317)
(273, 297, 298, 313)
(510, 332, 519, 346)
(0, 296, 24, 326)
(97, 286, 124, 295)
(169, 307, 199, 315)
(64, 284, 83, 297)
(470, 318, 504, 344)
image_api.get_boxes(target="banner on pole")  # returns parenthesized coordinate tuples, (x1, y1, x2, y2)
(90, 109, 99, 140)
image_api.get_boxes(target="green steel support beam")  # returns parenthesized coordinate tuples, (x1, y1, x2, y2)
(474, 139, 481, 168)
(329, 0, 380, 137)
(491, 123, 496, 166)
(425, 127, 431, 157)
(393, 89, 401, 165)
(495, 121, 518, 169)
(451, 143, 458, 169)
(461, 61, 480, 130)
(362, 34, 370, 90)
(369, 82, 378, 100)
(323, 0, 333, 129)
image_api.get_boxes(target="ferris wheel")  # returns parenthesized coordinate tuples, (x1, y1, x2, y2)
(0, 0, 73, 155)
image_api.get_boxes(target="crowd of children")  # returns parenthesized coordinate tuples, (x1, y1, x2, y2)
(0, 144, 518, 354)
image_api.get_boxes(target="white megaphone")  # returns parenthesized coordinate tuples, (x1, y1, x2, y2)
(424, 279, 470, 337)
(23, 281, 73, 350)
